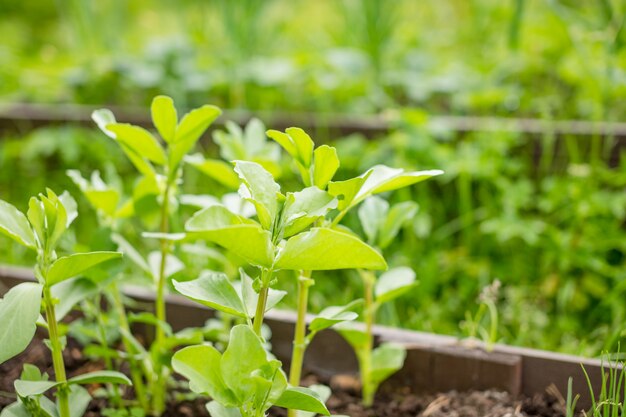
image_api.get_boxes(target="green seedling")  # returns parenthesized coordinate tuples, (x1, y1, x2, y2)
(173, 324, 329, 417)
(172, 137, 399, 415)
(461, 279, 501, 351)
(187, 117, 282, 185)
(266, 127, 441, 411)
(582, 352, 626, 417)
(0, 190, 129, 417)
(91, 96, 221, 415)
(333, 196, 422, 406)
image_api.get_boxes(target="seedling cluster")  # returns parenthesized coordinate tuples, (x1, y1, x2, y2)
(0, 96, 442, 417)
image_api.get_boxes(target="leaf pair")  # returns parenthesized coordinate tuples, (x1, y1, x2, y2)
(172, 325, 329, 416)
(93, 95, 222, 179)
(267, 128, 339, 188)
(358, 197, 418, 249)
(186, 204, 386, 271)
(173, 270, 286, 319)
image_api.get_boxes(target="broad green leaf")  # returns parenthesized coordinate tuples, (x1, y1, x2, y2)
(151, 95, 178, 143)
(370, 343, 406, 388)
(47, 251, 122, 286)
(27, 197, 45, 247)
(20, 364, 45, 381)
(244, 118, 269, 156)
(357, 196, 388, 245)
(41, 190, 67, 250)
(214, 121, 246, 160)
(335, 322, 368, 350)
(237, 269, 286, 318)
(308, 300, 363, 333)
(0, 200, 37, 250)
(185, 154, 240, 189)
(266, 130, 297, 159)
(327, 176, 368, 211)
(66, 385, 91, 417)
(313, 145, 340, 189)
(171, 105, 222, 170)
(58, 191, 77, 228)
(111, 233, 150, 273)
(173, 273, 247, 318)
(356, 165, 443, 200)
(275, 228, 386, 271)
(274, 386, 330, 415)
(295, 384, 332, 417)
(0, 283, 42, 364)
(52, 277, 98, 320)
(282, 187, 337, 237)
(233, 161, 281, 230)
(285, 128, 314, 168)
(119, 142, 156, 178)
(67, 170, 120, 217)
(40, 397, 58, 417)
(206, 402, 242, 417)
(106, 123, 167, 165)
(251, 359, 287, 412)
(375, 267, 417, 305)
(91, 109, 116, 138)
(221, 325, 268, 403)
(186, 205, 274, 267)
(68, 370, 131, 386)
(379, 201, 419, 249)
(14, 380, 58, 396)
(172, 345, 239, 406)
(0, 402, 31, 417)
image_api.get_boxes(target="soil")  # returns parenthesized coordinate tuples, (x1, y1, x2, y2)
(1, 338, 572, 417)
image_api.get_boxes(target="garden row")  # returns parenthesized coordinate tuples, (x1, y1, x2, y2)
(1, 101, 625, 357)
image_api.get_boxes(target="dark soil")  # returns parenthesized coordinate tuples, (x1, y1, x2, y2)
(1, 339, 572, 417)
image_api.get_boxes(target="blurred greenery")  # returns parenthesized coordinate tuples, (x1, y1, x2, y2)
(2, 0, 626, 357)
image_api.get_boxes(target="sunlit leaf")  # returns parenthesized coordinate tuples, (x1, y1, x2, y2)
(275, 228, 386, 271)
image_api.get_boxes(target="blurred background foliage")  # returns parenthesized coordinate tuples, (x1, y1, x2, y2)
(2, 0, 626, 356)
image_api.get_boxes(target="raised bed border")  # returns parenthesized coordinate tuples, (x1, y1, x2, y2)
(2, 102, 626, 138)
(0, 265, 612, 409)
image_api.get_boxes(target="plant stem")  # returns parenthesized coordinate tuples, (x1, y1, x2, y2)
(359, 269, 376, 407)
(253, 269, 273, 336)
(152, 181, 172, 416)
(253, 286, 269, 337)
(288, 272, 313, 417)
(111, 283, 149, 411)
(42, 285, 70, 417)
(93, 295, 123, 408)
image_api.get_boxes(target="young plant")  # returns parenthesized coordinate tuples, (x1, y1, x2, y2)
(171, 147, 390, 416)
(334, 196, 423, 406)
(582, 353, 626, 417)
(461, 279, 501, 351)
(0, 191, 130, 417)
(92, 95, 221, 415)
(265, 127, 442, 410)
(173, 324, 331, 417)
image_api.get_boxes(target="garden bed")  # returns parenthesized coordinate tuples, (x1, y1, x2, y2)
(0, 265, 609, 414)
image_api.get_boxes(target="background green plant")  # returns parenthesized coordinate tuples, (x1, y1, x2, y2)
(2, 0, 626, 359)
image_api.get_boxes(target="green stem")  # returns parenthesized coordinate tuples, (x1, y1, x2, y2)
(152, 181, 172, 415)
(43, 285, 70, 417)
(111, 283, 149, 411)
(359, 270, 376, 407)
(94, 295, 123, 408)
(486, 300, 499, 352)
(288, 272, 313, 417)
(252, 268, 274, 336)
